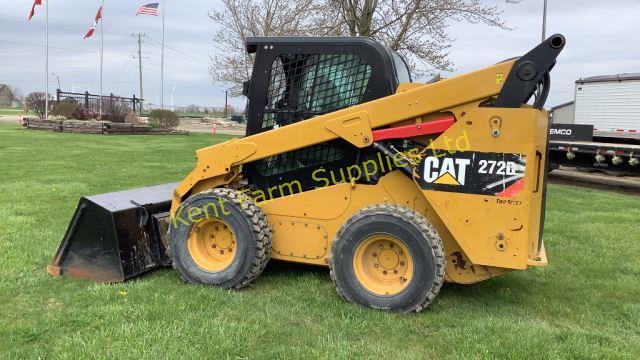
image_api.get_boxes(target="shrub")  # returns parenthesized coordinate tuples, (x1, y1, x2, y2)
(27, 92, 52, 119)
(148, 109, 179, 129)
(71, 106, 96, 120)
(51, 102, 79, 119)
(104, 97, 131, 123)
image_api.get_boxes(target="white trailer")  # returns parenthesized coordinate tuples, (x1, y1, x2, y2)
(548, 73, 640, 174)
(574, 73, 640, 139)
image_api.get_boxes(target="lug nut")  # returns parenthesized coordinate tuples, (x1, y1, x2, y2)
(374, 264, 379, 268)
(612, 156, 624, 165)
(382, 270, 388, 275)
(393, 269, 398, 274)
(399, 261, 405, 266)
(373, 252, 377, 257)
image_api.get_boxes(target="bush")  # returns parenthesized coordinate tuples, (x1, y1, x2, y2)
(71, 106, 96, 120)
(27, 92, 52, 119)
(51, 102, 78, 119)
(104, 97, 131, 123)
(149, 109, 179, 129)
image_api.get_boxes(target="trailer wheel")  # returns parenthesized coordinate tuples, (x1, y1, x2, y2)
(330, 204, 445, 313)
(168, 188, 271, 290)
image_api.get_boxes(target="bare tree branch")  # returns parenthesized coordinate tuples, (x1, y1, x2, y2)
(209, 0, 516, 92)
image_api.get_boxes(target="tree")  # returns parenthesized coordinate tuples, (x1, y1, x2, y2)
(8, 85, 23, 103)
(210, 0, 515, 90)
(185, 104, 200, 114)
(208, 0, 325, 94)
(322, 0, 512, 74)
(26, 92, 52, 119)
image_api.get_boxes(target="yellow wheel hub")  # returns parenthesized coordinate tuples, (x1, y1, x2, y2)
(187, 219, 237, 272)
(352, 235, 414, 296)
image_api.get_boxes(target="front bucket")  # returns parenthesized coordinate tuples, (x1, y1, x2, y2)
(47, 182, 178, 283)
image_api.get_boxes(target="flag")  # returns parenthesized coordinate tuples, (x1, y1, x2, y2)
(136, 3, 159, 16)
(28, 0, 42, 20)
(84, 6, 103, 39)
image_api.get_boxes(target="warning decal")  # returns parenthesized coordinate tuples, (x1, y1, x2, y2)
(415, 150, 527, 197)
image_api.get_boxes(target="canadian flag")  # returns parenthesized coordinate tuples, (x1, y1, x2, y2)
(28, 0, 42, 20)
(84, 6, 102, 39)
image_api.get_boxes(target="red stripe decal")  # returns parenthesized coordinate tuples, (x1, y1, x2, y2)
(372, 116, 455, 141)
(496, 178, 525, 198)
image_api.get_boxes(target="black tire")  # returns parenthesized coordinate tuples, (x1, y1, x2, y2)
(168, 188, 271, 290)
(329, 204, 445, 313)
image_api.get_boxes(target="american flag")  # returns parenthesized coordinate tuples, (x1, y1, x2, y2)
(136, 3, 159, 16)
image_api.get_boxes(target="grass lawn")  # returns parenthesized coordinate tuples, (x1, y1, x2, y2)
(0, 123, 638, 359)
(0, 108, 29, 116)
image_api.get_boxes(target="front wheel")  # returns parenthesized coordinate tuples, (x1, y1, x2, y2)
(329, 204, 445, 313)
(168, 188, 271, 290)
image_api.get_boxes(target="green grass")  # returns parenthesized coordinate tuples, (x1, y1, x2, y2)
(0, 123, 638, 359)
(0, 108, 29, 116)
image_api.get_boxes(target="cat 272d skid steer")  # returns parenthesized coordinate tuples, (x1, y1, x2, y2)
(48, 34, 565, 312)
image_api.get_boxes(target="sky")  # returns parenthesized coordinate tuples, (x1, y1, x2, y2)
(1, 0, 639, 109)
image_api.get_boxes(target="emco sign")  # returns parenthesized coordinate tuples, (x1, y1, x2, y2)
(549, 124, 593, 141)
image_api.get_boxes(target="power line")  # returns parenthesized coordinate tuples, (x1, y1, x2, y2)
(0, 38, 135, 57)
(142, 36, 210, 65)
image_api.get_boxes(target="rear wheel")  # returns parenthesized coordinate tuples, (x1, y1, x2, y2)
(330, 204, 445, 313)
(168, 188, 271, 290)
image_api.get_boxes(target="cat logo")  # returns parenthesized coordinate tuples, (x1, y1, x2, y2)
(423, 156, 471, 186)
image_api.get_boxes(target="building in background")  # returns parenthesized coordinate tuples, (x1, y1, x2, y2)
(548, 100, 574, 124)
(0, 84, 19, 107)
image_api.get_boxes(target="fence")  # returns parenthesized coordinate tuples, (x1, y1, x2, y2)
(24, 118, 187, 135)
(56, 89, 144, 116)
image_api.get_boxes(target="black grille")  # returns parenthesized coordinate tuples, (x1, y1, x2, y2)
(247, 51, 375, 196)
(262, 53, 372, 129)
(256, 142, 345, 177)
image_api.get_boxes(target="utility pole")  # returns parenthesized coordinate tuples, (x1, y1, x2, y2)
(51, 73, 60, 90)
(541, 0, 548, 42)
(224, 89, 228, 118)
(160, 0, 166, 109)
(171, 83, 176, 110)
(45, 0, 48, 119)
(99, 0, 104, 115)
(137, 33, 145, 113)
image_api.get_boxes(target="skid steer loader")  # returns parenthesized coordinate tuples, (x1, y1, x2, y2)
(48, 34, 565, 312)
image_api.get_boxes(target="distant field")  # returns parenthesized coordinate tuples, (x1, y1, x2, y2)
(0, 123, 638, 358)
(0, 108, 28, 116)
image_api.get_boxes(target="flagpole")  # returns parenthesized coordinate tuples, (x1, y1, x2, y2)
(161, 0, 165, 109)
(45, 0, 49, 119)
(99, 0, 104, 115)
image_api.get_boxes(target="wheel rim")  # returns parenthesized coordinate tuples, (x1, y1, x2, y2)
(187, 218, 237, 272)
(352, 234, 414, 296)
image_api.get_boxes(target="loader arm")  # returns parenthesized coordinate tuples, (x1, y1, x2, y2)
(171, 60, 515, 213)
